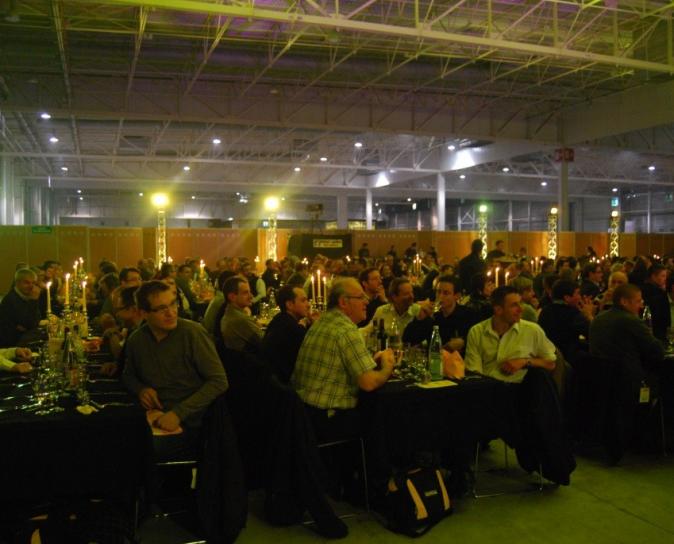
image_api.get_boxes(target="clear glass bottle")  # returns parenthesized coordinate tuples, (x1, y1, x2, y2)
(428, 325, 443, 381)
(642, 305, 653, 329)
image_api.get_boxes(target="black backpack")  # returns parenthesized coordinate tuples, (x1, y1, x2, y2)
(384, 467, 453, 537)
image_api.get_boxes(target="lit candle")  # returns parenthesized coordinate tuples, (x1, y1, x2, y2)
(322, 276, 327, 300)
(505, 271, 510, 285)
(167, 256, 173, 264)
(46, 281, 52, 315)
(495, 266, 500, 288)
(73, 260, 78, 276)
(316, 270, 321, 299)
(530, 259, 534, 274)
(200, 259, 205, 279)
(64, 273, 70, 306)
(487, 270, 492, 277)
(81, 280, 87, 308)
(311, 274, 316, 301)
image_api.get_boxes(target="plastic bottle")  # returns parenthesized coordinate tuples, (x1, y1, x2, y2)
(428, 325, 443, 381)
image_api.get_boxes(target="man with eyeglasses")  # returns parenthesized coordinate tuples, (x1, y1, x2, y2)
(292, 277, 394, 441)
(123, 281, 228, 446)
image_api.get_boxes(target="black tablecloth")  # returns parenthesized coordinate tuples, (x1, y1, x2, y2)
(359, 375, 519, 493)
(0, 373, 150, 503)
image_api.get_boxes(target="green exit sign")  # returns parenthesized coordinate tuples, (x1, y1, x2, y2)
(31, 226, 53, 234)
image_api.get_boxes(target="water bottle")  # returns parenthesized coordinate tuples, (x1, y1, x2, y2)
(429, 325, 443, 381)
(368, 319, 379, 354)
(377, 319, 388, 351)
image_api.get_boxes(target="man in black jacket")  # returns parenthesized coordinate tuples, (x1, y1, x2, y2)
(261, 285, 314, 383)
(458, 239, 486, 295)
(641, 263, 670, 343)
(0, 269, 41, 347)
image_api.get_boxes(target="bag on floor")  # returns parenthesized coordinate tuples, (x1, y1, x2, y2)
(384, 467, 452, 537)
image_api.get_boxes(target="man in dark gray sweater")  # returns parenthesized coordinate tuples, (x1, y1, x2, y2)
(123, 281, 228, 439)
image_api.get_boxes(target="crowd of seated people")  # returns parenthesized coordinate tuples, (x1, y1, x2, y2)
(2, 243, 674, 539)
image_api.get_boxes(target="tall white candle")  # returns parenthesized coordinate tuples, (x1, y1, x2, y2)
(64, 273, 70, 306)
(311, 275, 316, 301)
(495, 266, 500, 288)
(46, 281, 52, 314)
(81, 281, 87, 309)
(322, 276, 327, 301)
(316, 270, 321, 299)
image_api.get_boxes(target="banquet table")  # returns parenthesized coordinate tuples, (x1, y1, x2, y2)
(0, 367, 151, 504)
(359, 374, 520, 493)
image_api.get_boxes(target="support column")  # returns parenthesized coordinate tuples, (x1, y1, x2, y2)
(558, 160, 570, 231)
(0, 157, 21, 225)
(527, 201, 532, 231)
(646, 190, 652, 233)
(457, 205, 462, 231)
(336, 194, 348, 229)
(365, 188, 373, 230)
(436, 173, 446, 231)
(507, 200, 513, 231)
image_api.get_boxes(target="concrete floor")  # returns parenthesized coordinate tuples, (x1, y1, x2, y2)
(138, 445, 674, 544)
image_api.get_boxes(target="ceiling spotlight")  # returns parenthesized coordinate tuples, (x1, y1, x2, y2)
(191, 195, 196, 200)
(212, 138, 221, 145)
(407, 197, 412, 202)
(61, 166, 68, 172)
(540, 181, 547, 187)
(320, 157, 328, 162)
(294, 167, 301, 172)
(502, 167, 510, 173)
(236, 192, 240, 195)
(228, 217, 234, 221)
(375, 202, 379, 207)
(40, 112, 51, 120)
(648, 165, 655, 171)
(76, 189, 82, 194)
(447, 145, 456, 151)
(79, 196, 84, 201)
(378, 208, 382, 214)
(612, 187, 618, 193)
(183, 165, 191, 172)
(412, 202, 417, 210)
(459, 174, 466, 180)
(354, 142, 363, 148)
(138, 192, 144, 196)
(49, 136, 59, 143)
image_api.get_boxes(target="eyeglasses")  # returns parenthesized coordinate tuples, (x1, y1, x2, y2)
(148, 300, 179, 313)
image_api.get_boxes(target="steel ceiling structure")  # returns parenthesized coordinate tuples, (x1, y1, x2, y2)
(1, 0, 673, 203)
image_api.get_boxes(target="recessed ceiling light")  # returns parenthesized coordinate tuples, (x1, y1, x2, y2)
(228, 217, 234, 221)
(540, 181, 547, 187)
(412, 202, 417, 210)
(236, 192, 240, 195)
(354, 142, 363, 148)
(447, 145, 456, 151)
(79, 196, 84, 201)
(138, 192, 144, 196)
(191, 195, 196, 200)
(407, 197, 412, 202)
(375, 202, 379, 206)
(378, 208, 382, 214)
(76, 189, 82, 194)
(459, 174, 466, 180)
(502, 167, 510, 173)
(320, 157, 328, 162)
(183, 165, 190, 171)
(49, 136, 59, 143)
(40, 112, 51, 120)
(648, 165, 655, 171)
(212, 138, 221, 145)
(61, 166, 68, 172)
(612, 187, 618, 193)
(294, 167, 301, 172)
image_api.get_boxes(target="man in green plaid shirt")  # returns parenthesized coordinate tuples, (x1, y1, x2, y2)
(292, 277, 394, 440)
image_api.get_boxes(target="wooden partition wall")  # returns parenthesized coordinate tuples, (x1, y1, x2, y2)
(0, 225, 668, 295)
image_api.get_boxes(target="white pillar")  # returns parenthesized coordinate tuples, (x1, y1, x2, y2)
(436, 173, 446, 231)
(336, 194, 348, 229)
(365, 188, 373, 230)
(0, 158, 21, 225)
(507, 200, 513, 231)
(646, 190, 652, 233)
(558, 160, 570, 231)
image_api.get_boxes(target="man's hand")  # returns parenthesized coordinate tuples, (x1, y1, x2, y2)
(139, 387, 163, 410)
(579, 298, 596, 321)
(154, 411, 181, 432)
(100, 362, 119, 377)
(500, 358, 527, 375)
(14, 348, 32, 361)
(10, 362, 33, 374)
(375, 286, 388, 303)
(374, 349, 395, 373)
(416, 299, 434, 320)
